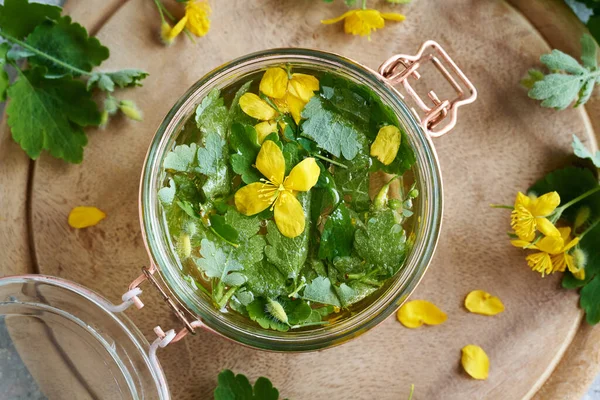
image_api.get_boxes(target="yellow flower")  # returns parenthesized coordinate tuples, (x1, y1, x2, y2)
(258, 67, 319, 124)
(511, 227, 579, 276)
(68, 206, 106, 229)
(510, 191, 560, 241)
(370, 125, 401, 165)
(321, 9, 405, 39)
(234, 141, 320, 238)
(185, 1, 211, 37)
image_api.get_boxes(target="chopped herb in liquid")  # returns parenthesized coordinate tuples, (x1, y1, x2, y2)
(158, 66, 417, 331)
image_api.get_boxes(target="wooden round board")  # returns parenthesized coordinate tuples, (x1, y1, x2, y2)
(1, 0, 600, 398)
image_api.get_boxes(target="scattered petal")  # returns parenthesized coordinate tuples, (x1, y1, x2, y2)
(68, 206, 106, 229)
(461, 345, 489, 380)
(464, 290, 504, 316)
(397, 300, 447, 328)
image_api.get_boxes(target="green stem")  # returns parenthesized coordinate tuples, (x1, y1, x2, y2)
(313, 153, 348, 169)
(361, 0, 367, 9)
(153, 0, 167, 23)
(290, 321, 330, 329)
(216, 286, 238, 309)
(154, 0, 175, 21)
(0, 31, 92, 76)
(579, 218, 600, 240)
(490, 204, 514, 210)
(407, 384, 415, 400)
(556, 186, 600, 213)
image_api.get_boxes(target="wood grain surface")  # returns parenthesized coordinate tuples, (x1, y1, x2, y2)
(1, 0, 600, 399)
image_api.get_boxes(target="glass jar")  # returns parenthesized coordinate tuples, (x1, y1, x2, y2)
(139, 43, 476, 351)
(0, 41, 476, 399)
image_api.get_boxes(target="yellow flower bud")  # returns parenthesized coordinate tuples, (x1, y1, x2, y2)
(574, 206, 591, 230)
(119, 100, 143, 121)
(571, 248, 587, 280)
(176, 233, 192, 259)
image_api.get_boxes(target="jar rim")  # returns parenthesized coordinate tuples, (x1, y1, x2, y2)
(139, 48, 443, 351)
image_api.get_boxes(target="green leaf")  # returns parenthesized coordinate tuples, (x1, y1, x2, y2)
(333, 137, 371, 212)
(302, 276, 341, 307)
(334, 281, 378, 308)
(581, 33, 598, 69)
(283, 142, 302, 175)
(195, 239, 246, 287)
(6, 67, 101, 163)
(243, 259, 286, 297)
(197, 132, 226, 175)
(0, 0, 62, 39)
(581, 275, 600, 324)
(0, 43, 10, 101)
(163, 143, 198, 172)
(520, 69, 545, 90)
(354, 208, 407, 273)
(528, 35, 600, 109)
(209, 214, 240, 245)
(541, 49, 587, 74)
(572, 134, 600, 168)
(214, 370, 279, 400)
(224, 208, 261, 240)
(87, 69, 148, 92)
(318, 202, 355, 261)
(284, 299, 313, 325)
(196, 88, 228, 137)
(301, 95, 362, 160)
(158, 178, 176, 204)
(229, 123, 262, 184)
(264, 192, 311, 279)
(25, 16, 109, 78)
(198, 132, 230, 199)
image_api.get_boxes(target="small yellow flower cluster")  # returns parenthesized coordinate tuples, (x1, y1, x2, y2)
(509, 192, 585, 279)
(157, 0, 211, 45)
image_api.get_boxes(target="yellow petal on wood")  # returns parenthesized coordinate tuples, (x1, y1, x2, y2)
(255, 121, 278, 144)
(370, 125, 401, 165)
(464, 290, 505, 316)
(239, 93, 277, 121)
(288, 73, 319, 103)
(234, 182, 274, 216)
(256, 140, 285, 185)
(68, 206, 106, 229)
(259, 67, 289, 99)
(284, 158, 320, 192)
(396, 300, 447, 328)
(185, 0, 211, 37)
(461, 345, 490, 380)
(274, 191, 305, 238)
(345, 10, 384, 37)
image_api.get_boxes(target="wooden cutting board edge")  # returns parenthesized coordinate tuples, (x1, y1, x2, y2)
(0, 0, 598, 398)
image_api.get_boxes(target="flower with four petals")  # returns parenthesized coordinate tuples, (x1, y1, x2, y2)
(510, 191, 560, 241)
(234, 141, 320, 238)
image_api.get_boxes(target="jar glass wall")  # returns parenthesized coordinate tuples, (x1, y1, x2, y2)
(140, 49, 443, 351)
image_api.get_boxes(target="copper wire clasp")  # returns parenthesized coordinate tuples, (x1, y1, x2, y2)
(128, 265, 198, 336)
(378, 40, 477, 138)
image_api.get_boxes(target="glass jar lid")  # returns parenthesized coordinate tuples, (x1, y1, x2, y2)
(0, 275, 170, 400)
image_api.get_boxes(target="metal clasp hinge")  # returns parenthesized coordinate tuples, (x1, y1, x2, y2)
(126, 265, 204, 347)
(378, 40, 477, 138)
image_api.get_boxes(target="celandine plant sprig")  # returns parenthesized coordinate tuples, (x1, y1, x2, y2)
(493, 135, 600, 324)
(0, 0, 148, 163)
